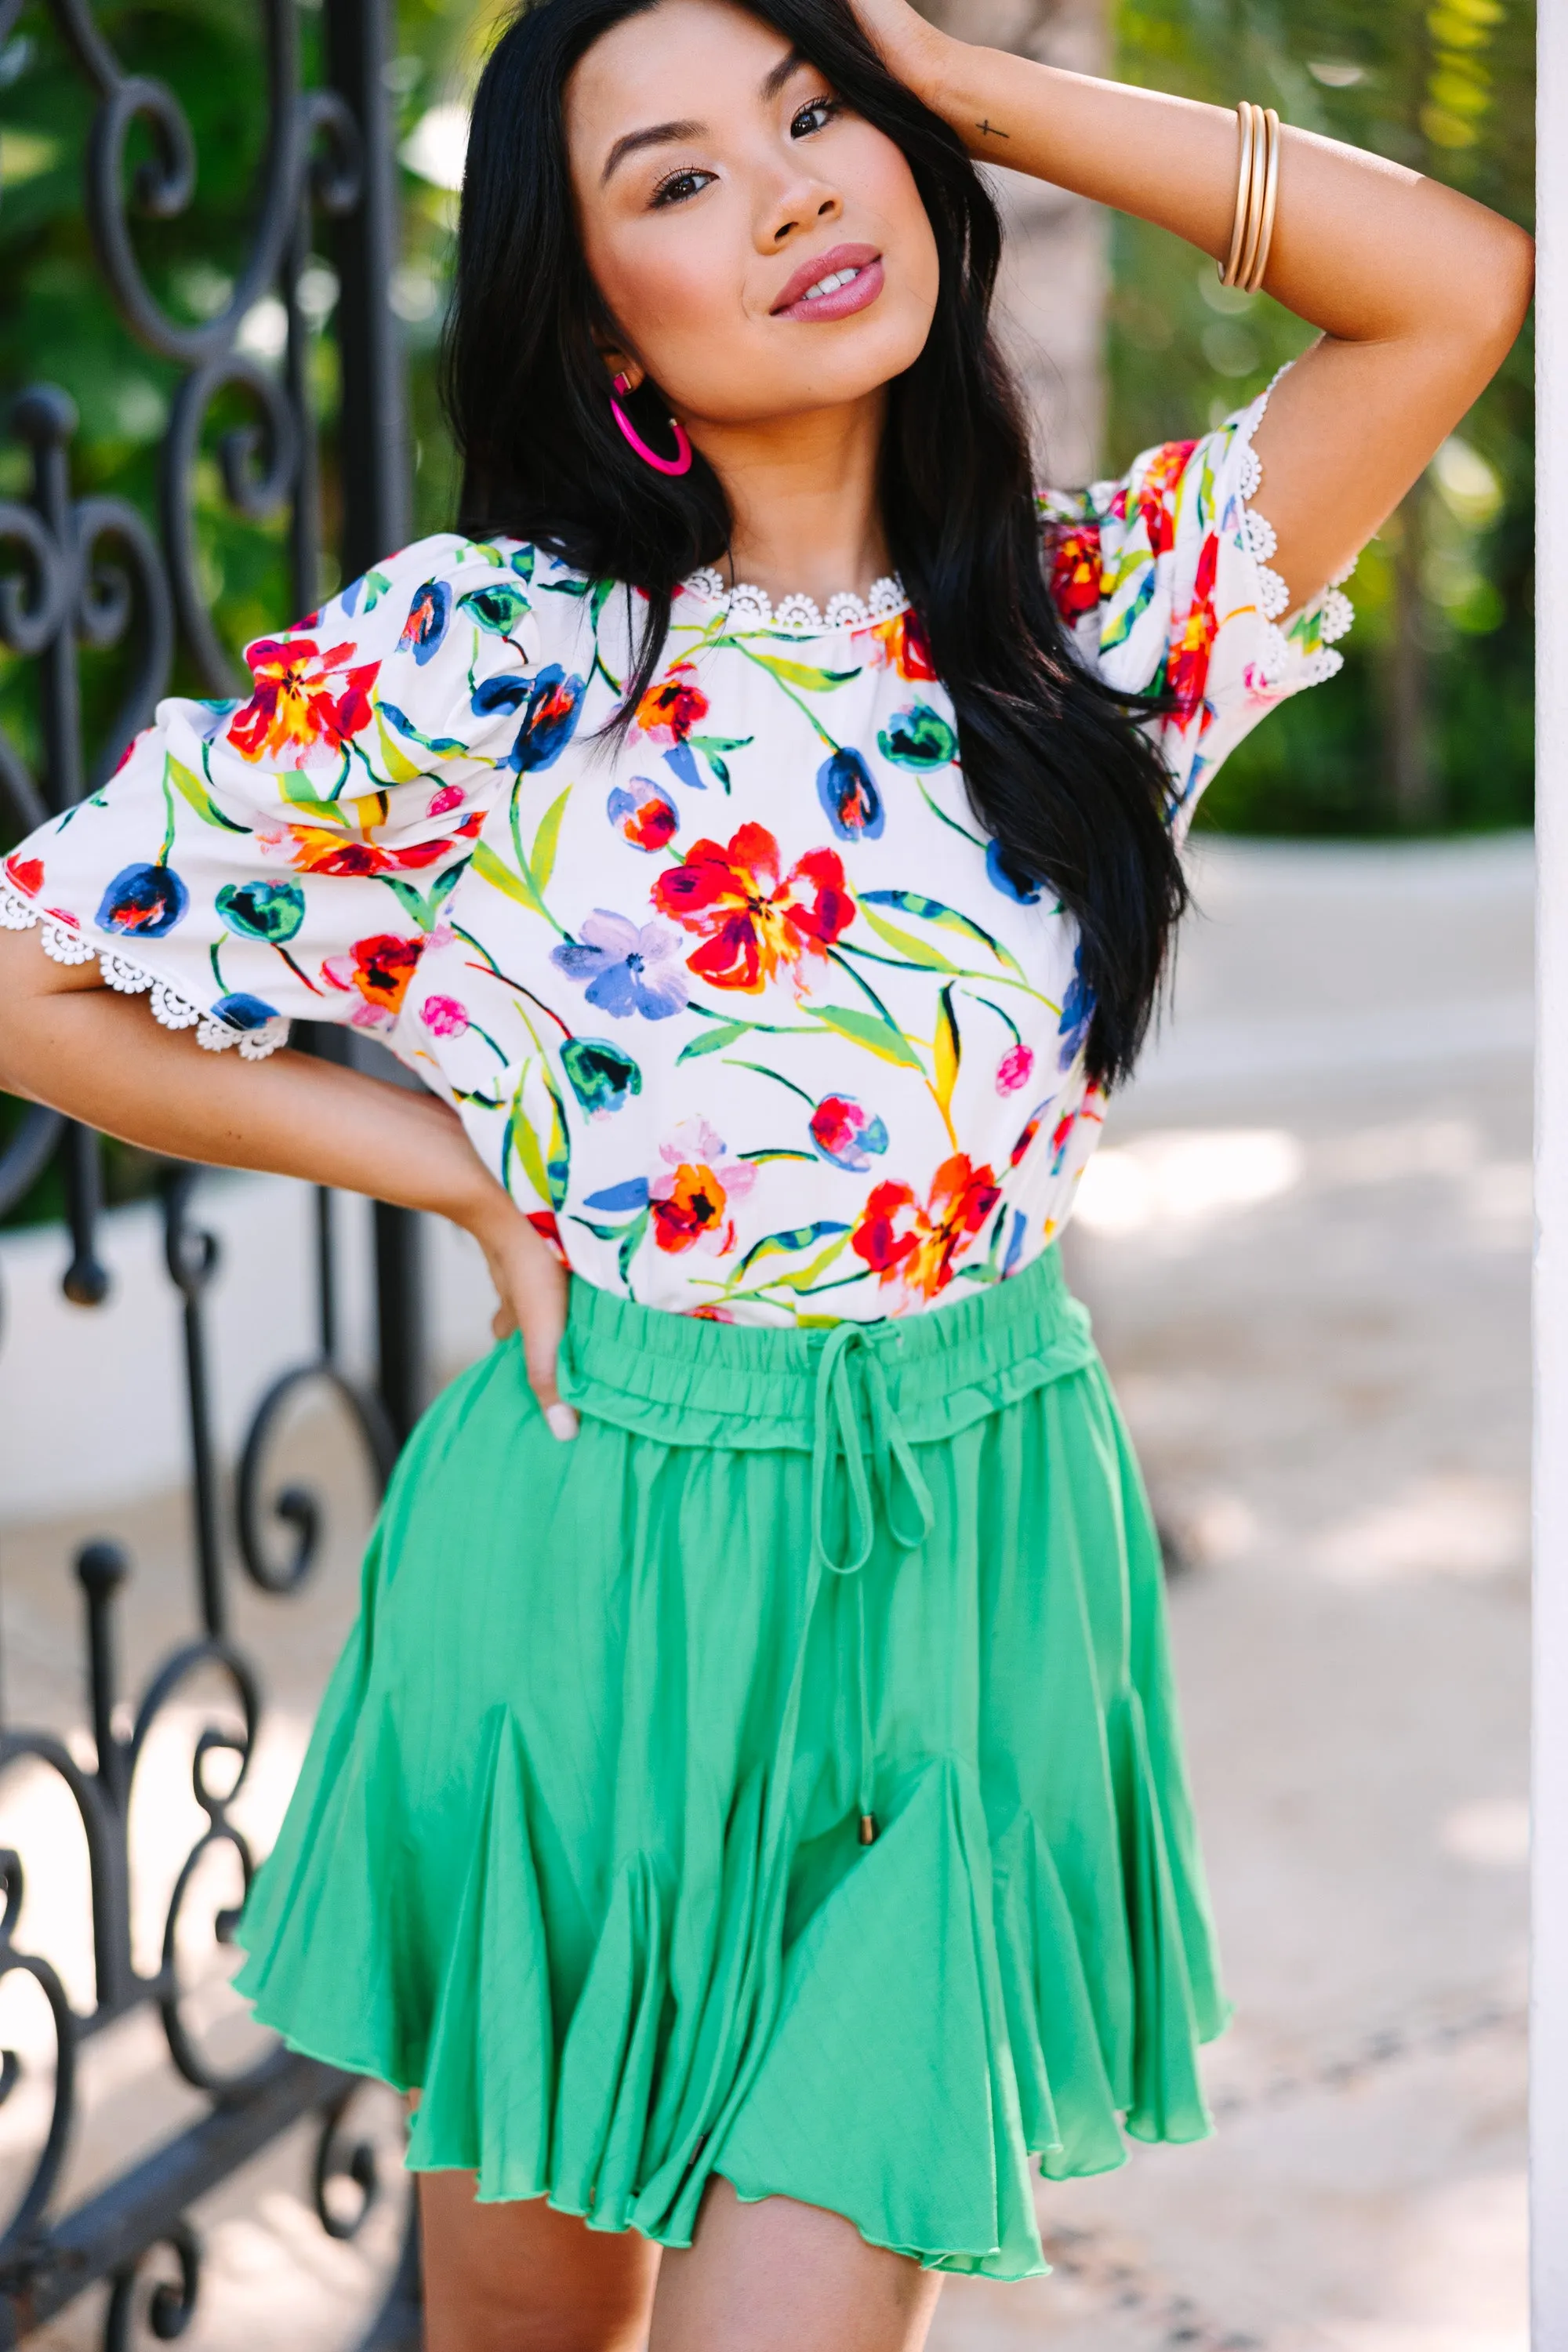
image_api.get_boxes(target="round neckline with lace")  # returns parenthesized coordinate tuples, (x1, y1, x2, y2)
(680, 568, 909, 636)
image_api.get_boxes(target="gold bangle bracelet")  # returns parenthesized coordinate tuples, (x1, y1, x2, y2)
(1235, 103, 1269, 292)
(1218, 102, 1254, 288)
(1243, 107, 1282, 295)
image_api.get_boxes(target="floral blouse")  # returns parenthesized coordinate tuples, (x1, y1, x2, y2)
(2, 379, 1352, 1327)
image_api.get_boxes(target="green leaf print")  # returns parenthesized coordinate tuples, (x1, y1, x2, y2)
(377, 861, 469, 933)
(811, 1006, 924, 1070)
(358, 568, 392, 612)
(860, 891, 1025, 976)
(771, 1230, 853, 1290)
(472, 837, 552, 925)
(935, 985, 960, 1127)
(508, 1063, 571, 1214)
(733, 1220, 850, 1276)
(379, 876, 436, 931)
(746, 654, 861, 693)
(165, 753, 249, 833)
(276, 774, 350, 822)
(856, 902, 960, 971)
(676, 1021, 753, 1064)
(530, 785, 572, 897)
(542, 1069, 571, 1209)
(508, 1076, 550, 1207)
(618, 1206, 650, 1286)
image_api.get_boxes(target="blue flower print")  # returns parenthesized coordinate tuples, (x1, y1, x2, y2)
(608, 779, 678, 851)
(512, 667, 586, 772)
(216, 879, 305, 943)
(471, 673, 531, 715)
(397, 579, 452, 663)
(1057, 950, 1094, 1068)
(809, 1092, 889, 1172)
(816, 749, 884, 841)
(214, 992, 280, 1032)
(551, 912, 690, 1021)
(96, 862, 188, 938)
(985, 839, 1043, 905)
(561, 1036, 644, 1117)
(877, 702, 958, 769)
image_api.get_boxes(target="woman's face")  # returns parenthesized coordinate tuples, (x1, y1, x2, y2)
(564, 0, 940, 428)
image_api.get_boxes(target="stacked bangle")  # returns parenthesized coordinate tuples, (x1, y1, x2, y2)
(1218, 100, 1281, 296)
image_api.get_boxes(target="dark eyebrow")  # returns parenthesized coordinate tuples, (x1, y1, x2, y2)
(598, 50, 811, 187)
(760, 46, 809, 100)
(601, 118, 704, 186)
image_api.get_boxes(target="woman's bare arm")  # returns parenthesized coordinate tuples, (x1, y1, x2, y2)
(0, 928, 576, 1430)
(851, 0, 1534, 609)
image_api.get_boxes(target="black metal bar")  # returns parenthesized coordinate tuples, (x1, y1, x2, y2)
(0, 2052, 347, 2345)
(325, 0, 408, 572)
(74, 1543, 127, 1811)
(372, 1203, 426, 1441)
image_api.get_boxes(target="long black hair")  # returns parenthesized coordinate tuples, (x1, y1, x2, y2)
(442, 0, 1186, 1087)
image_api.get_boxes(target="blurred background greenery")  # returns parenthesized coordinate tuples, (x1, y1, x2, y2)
(1111, 0, 1534, 837)
(0, 0, 1537, 1220)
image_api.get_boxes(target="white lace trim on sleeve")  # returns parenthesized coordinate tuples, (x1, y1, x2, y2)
(0, 877, 289, 1060)
(1232, 367, 1357, 691)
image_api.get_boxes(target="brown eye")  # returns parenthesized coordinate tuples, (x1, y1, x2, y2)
(651, 167, 715, 208)
(790, 96, 839, 138)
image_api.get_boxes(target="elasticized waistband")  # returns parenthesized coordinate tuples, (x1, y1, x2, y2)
(555, 1245, 1098, 1454)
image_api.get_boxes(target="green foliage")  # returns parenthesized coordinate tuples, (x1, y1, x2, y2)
(1111, 0, 1534, 835)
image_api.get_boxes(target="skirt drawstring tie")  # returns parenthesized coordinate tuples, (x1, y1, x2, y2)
(809, 1323, 936, 1844)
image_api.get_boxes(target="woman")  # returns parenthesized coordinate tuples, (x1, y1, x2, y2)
(0, 0, 1530, 2339)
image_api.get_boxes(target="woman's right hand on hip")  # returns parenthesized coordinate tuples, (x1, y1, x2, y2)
(467, 1192, 578, 1441)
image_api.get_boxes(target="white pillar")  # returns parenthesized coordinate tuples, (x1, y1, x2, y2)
(1537, 5, 1566, 2339)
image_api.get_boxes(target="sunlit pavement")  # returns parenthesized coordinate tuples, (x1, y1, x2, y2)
(0, 834, 1531, 2350)
(931, 833, 1531, 2352)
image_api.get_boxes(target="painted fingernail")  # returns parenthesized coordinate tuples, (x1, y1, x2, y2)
(543, 1401, 579, 1443)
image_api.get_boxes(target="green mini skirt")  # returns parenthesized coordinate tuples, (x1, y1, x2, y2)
(234, 1246, 1227, 2282)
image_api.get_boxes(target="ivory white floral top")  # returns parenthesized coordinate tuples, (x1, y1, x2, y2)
(2, 382, 1352, 1326)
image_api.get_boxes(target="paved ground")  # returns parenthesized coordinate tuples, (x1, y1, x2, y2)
(0, 834, 1532, 2350)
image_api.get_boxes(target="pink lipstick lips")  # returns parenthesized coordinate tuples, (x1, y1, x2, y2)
(770, 241, 884, 324)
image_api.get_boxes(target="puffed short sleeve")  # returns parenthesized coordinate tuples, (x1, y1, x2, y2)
(1038, 370, 1357, 833)
(0, 532, 560, 1058)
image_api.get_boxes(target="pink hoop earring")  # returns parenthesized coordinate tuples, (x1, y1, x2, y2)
(610, 372, 693, 477)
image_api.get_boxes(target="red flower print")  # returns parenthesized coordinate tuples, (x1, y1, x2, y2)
(651, 1160, 734, 1255)
(322, 932, 423, 1020)
(652, 822, 854, 994)
(527, 1210, 567, 1263)
(227, 638, 380, 765)
(1009, 1098, 1050, 1168)
(869, 609, 936, 681)
(648, 1117, 757, 1256)
(1166, 532, 1219, 723)
(851, 1152, 1001, 1301)
(635, 660, 709, 745)
(280, 825, 456, 877)
(1130, 439, 1196, 563)
(1044, 524, 1104, 622)
(5, 855, 42, 899)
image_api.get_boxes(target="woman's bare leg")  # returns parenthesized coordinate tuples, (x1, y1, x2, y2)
(418, 2172, 660, 2352)
(648, 2177, 943, 2352)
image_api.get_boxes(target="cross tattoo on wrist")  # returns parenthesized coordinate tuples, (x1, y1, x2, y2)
(976, 118, 1009, 137)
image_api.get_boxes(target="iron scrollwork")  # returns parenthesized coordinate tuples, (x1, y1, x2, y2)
(0, 0, 426, 2335)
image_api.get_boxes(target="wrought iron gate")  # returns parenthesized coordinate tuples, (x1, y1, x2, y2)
(0, 0, 428, 2338)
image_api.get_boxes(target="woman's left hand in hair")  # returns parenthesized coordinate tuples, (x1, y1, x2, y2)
(847, 0, 1533, 619)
